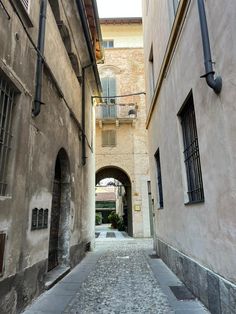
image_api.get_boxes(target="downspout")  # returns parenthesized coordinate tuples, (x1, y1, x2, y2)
(81, 66, 86, 166)
(197, 0, 222, 94)
(81, 63, 95, 166)
(32, 0, 47, 117)
(76, 0, 103, 166)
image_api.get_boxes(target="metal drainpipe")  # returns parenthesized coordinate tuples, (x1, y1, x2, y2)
(197, 0, 222, 94)
(82, 67, 86, 166)
(32, 0, 47, 117)
(81, 63, 94, 166)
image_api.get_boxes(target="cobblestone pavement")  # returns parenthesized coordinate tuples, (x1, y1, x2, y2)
(64, 239, 173, 314)
(23, 228, 208, 314)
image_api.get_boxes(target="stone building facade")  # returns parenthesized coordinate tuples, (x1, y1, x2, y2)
(0, 0, 103, 312)
(96, 18, 152, 237)
(142, 0, 236, 312)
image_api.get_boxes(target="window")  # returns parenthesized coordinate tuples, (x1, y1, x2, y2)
(101, 76, 116, 104)
(0, 77, 16, 196)
(179, 93, 204, 203)
(102, 130, 116, 147)
(154, 149, 164, 208)
(20, 0, 30, 12)
(173, 0, 179, 15)
(103, 40, 114, 48)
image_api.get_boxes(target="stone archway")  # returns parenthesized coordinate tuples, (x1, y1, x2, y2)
(48, 148, 71, 271)
(96, 166, 133, 236)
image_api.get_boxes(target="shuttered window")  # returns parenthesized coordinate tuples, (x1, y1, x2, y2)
(102, 130, 116, 147)
(0, 77, 15, 196)
(20, 0, 30, 12)
(180, 93, 204, 203)
(101, 77, 116, 104)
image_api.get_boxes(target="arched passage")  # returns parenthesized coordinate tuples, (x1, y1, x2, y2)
(48, 148, 71, 271)
(96, 166, 133, 236)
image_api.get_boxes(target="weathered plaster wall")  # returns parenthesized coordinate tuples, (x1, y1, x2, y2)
(0, 0, 97, 312)
(143, 0, 236, 287)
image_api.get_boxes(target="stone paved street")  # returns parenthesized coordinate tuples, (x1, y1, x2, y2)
(23, 227, 209, 314)
(64, 239, 172, 314)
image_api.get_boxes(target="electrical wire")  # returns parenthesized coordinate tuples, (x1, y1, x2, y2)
(92, 92, 146, 99)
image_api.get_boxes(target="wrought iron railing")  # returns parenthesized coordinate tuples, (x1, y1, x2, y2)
(96, 103, 137, 120)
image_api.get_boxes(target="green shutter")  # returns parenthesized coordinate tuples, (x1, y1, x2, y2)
(101, 77, 109, 99)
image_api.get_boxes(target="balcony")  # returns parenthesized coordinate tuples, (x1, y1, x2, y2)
(96, 103, 137, 126)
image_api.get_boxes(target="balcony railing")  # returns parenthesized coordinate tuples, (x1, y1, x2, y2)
(96, 103, 137, 123)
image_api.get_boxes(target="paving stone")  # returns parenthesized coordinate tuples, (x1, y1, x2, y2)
(63, 239, 173, 314)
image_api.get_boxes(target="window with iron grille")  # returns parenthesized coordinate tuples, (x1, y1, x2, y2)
(20, 0, 30, 12)
(154, 149, 164, 208)
(179, 93, 204, 203)
(102, 130, 116, 147)
(0, 77, 15, 196)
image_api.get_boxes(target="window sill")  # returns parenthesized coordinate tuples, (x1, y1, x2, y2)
(184, 200, 204, 206)
(13, 1, 33, 27)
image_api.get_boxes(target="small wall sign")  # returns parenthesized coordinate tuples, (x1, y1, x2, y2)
(134, 204, 141, 211)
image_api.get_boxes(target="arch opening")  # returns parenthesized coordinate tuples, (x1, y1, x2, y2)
(48, 148, 71, 271)
(96, 166, 133, 236)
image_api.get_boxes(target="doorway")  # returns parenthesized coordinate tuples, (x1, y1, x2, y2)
(48, 148, 71, 271)
(96, 166, 133, 236)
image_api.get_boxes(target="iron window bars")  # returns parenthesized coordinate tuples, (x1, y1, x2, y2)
(20, 0, 30, 12)
(0, 77, 15, 196)
(180, 94, 204, 203)
(154, 149, 164, 208)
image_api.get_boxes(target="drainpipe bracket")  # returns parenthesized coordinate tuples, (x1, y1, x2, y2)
(200, 71, 214, 78)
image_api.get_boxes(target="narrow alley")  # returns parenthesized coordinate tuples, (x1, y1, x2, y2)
(1, 0, 236, 313)
(23, 226, 208, 314)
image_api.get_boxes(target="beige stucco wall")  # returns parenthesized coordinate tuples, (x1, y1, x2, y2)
(143, 0, 236, 283)
(96, 23, 151, 237)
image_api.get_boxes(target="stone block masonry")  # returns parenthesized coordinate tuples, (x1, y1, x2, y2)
(156, 238, 236, 314)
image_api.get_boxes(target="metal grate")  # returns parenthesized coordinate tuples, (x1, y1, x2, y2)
(106, 232, 116, 238)
(0, 77, 15, 195)
(31, 208, 49, 230)
(180, 94, 204, 203)
(149, 254, 160, 259)
(169, 285, 195, 300)
(20, 0, 29, 12)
